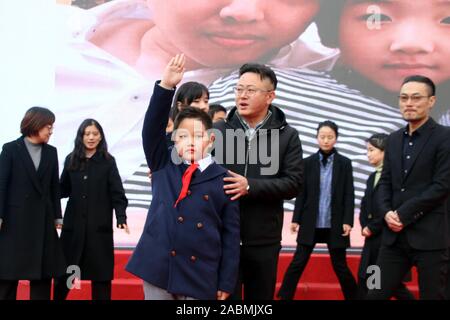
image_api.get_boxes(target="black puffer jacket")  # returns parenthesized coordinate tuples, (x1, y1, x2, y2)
(213, 105, 303, 246)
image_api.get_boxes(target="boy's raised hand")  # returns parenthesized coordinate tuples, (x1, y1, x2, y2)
(160, 54, 186, 89)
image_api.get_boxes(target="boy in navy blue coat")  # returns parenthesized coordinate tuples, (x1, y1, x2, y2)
(126, 54, 240, 300)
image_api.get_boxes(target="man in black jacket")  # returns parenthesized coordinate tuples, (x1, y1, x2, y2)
(367, 75, 450, 300)
(213, 63, 303, 300)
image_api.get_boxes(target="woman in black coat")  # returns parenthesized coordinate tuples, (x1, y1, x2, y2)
(278, 121, 357, 300)
(0, 107, 66, 300)
(54, 119, 128, 300)
(357, 133, 414, 300)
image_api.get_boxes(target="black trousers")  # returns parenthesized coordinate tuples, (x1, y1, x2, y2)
(446, 254, 450, 300)
(0, 279, 52, 300)
(357, 237, 415, 300)
(231, 243, 281, 300)
(357, 277, 415, 300)
(366, 234, 448, 300)
(278, 229, 357, 300)
(53, 277, 111, 300)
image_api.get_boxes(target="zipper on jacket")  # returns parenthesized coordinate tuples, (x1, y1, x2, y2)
(240, 112, 273, 178)
(244, 138, 250, 177)
(244, 126, 272, 177)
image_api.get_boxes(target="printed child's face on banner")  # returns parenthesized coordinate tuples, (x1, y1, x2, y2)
(148, 0, 319, 67)
(338, 0, 450, 92)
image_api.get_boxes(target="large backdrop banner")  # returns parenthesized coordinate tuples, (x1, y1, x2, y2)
(1, 0, 449, 247)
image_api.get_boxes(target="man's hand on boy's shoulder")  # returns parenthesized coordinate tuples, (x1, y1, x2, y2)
(223, 170, 249, 200)
(160, 53, 186, 89)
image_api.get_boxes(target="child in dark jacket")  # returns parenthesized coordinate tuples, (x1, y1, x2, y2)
(126, 54, 240, 300)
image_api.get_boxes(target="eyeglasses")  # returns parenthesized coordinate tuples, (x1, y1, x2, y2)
(398, 95, 431, 103)
(233, 86, 273, 97)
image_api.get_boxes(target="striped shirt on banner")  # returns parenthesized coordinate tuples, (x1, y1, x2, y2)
(123, 68, 406, 211)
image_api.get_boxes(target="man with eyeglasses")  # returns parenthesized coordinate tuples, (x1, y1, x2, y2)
(366, 75, 450, 300)
(213, 63, 304, 300)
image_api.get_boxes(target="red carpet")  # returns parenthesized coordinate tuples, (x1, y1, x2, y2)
(16, 249, 419, 300)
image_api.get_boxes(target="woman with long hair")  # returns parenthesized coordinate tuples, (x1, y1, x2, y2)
(54, 119, 129, 300)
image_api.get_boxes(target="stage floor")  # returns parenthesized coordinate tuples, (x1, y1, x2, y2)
(16, 251, 419, 300)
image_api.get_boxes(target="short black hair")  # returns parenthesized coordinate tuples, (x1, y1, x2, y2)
(170, 81, 209, 121)
(208, 104, 227, 118)
(174, 106, 213, 131)
(366, 133, 388, 151)
(317, 120, 339, 138)
(20, 106, 55, 137)
(315, 0, 345, 48)
(402, 75, 436, 96)
(239, 63, 278, 90)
